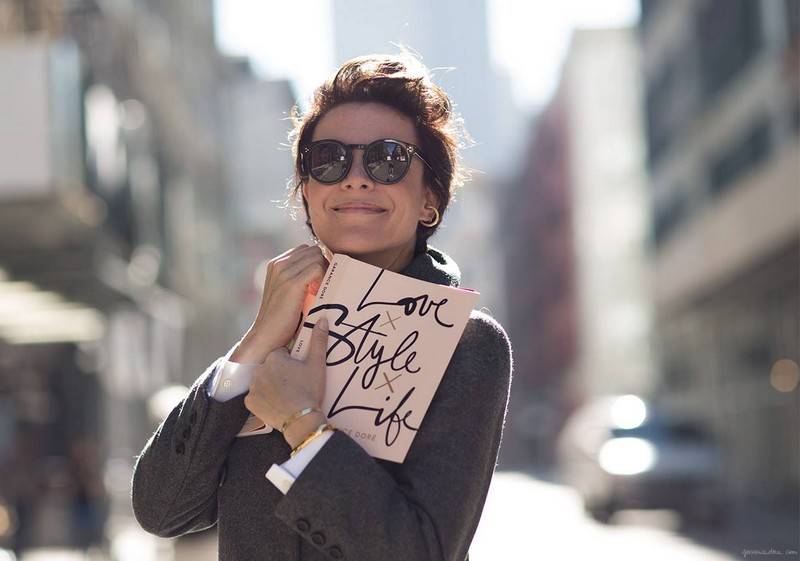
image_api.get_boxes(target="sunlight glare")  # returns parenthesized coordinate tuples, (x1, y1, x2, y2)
(215, 0, 335, 101)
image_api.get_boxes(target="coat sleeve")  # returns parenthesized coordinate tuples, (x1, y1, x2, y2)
(131, 359, 253, 537)
(273, 311, 513, 561)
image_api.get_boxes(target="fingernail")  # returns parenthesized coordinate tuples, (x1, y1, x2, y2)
(317, 317, 329, 330)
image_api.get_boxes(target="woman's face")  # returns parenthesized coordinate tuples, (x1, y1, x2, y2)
(302, 102, 435, 271)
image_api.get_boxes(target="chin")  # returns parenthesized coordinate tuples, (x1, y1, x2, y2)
(323, 235, 386, 257)
(319, 229, 416, 266)
(328, 244, 384, 260)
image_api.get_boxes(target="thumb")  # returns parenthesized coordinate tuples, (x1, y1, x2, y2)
(307, 317, 329, 363)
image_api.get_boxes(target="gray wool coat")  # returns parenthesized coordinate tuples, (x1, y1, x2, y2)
(131, 248, 512, 561)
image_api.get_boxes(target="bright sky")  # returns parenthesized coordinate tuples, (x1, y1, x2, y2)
(214, 0, 640, 111)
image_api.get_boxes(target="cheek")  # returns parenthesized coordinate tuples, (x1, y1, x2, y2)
(412, 190, 431, 219)
(303, 184, 323, 214)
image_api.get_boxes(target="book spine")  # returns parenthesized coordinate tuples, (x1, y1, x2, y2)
(290, 255, 349, 360)
(316, 254, 349, 305)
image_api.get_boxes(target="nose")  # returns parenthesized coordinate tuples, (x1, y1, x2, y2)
(342, 149, 374, 190)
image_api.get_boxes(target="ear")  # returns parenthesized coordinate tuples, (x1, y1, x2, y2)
(425, 187, 440, 210)
(419, 187, 439, 221)
(300, 181, 313, 227)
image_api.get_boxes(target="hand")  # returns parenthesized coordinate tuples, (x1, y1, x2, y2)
(231, 244, 329, 364)
(243, 318, 330, 449)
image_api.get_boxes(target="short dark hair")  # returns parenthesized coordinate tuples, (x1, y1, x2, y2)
(289, 53, 468, 252)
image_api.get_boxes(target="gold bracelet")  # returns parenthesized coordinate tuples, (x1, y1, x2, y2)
(280, 407, 321, 433)
(290, 423, 336, 458)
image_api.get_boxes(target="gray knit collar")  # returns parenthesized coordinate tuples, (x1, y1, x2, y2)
(399, 247, 461, 288)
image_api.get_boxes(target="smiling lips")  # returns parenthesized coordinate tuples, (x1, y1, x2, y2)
(332, 202, 386, 214)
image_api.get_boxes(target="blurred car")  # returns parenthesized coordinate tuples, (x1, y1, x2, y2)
(556, 395, 729, 525)
(0, 496, 17, 556)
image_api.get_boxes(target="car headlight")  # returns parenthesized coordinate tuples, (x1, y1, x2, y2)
(0, 500, 16, 538)
(598, 437, 657, 475)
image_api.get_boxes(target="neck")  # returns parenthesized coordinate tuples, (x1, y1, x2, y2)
(348, 245, 416, 272)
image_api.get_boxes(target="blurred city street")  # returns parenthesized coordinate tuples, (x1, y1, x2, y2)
(471, 471, 799, 561)
(1, 0, 798, 560)
(7, 468, 798, 561)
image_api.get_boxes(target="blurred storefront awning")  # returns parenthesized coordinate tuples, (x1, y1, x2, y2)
(0, 269, 104, 345)
(0, 38, 186, 345)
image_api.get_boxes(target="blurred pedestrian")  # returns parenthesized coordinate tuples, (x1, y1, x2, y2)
(68, 437, 109, 553)
(132, 53, 512, 560)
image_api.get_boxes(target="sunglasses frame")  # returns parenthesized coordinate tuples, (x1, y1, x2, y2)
(300, 138, 435, 185)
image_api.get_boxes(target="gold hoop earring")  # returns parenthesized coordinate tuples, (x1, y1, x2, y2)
(420, 206, 440, 228)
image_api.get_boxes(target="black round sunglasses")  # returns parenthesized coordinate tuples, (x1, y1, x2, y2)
(300, 138, 436, 185)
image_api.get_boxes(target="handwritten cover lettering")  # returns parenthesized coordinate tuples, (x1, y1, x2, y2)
(240, 254, 478, 463)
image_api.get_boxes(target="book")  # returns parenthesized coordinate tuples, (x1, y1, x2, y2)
(237, 254, 479, 463)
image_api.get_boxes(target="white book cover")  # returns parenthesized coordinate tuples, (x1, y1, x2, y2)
(238, 254, 479, 463)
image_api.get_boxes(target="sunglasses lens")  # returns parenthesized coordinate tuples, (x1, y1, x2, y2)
(308, 142, 348, 183)
(365, 141, 410, 184)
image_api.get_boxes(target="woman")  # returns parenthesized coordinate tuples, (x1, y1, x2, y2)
(132, 53, 512, 561)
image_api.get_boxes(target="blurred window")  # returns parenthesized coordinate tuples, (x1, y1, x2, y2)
(708, 118, 772, 197)
(644, 64, 674, 167)
(792, 99, 800, 137)
(639, 0, 664, 31)
(787, 0, 800, 41)
(653, 191, 688, 247)
(698, 0, 762, 102)
(644, 39, 700, 168)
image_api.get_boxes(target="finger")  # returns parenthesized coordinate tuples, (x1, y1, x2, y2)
(274, 244, 311, 260)
(290, 253, 329, 296)
(269, 247, 327, 288)
(307, 317, 329, 364)
(278, 244, 326, 267)
(265, 246, 312, 284)
(257, 247, 326, 319)
(309, 244, 331, 289)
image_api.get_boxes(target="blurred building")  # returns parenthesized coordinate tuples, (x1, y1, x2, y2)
(222, 74, 307, 333)
(501, 88, 576, 466)
(639, 0, 799, 509)
(332, 0, 519, 179)
(502, 28, 654, 466)
(562, 29, 655, 399)
(0, 0, 297, 552)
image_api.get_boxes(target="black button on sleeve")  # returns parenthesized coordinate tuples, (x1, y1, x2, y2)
(175, 442, 185, 455)
(296, 519, 311, 533)
(328, 546, 343, 559)
(311, 532, 326, 546)
(189, 410, 198, 425)
(181, 425, 191, 439)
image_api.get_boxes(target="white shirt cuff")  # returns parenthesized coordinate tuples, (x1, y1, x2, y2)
(265, 430, 334, 494)
(208, 352, 261, 402)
